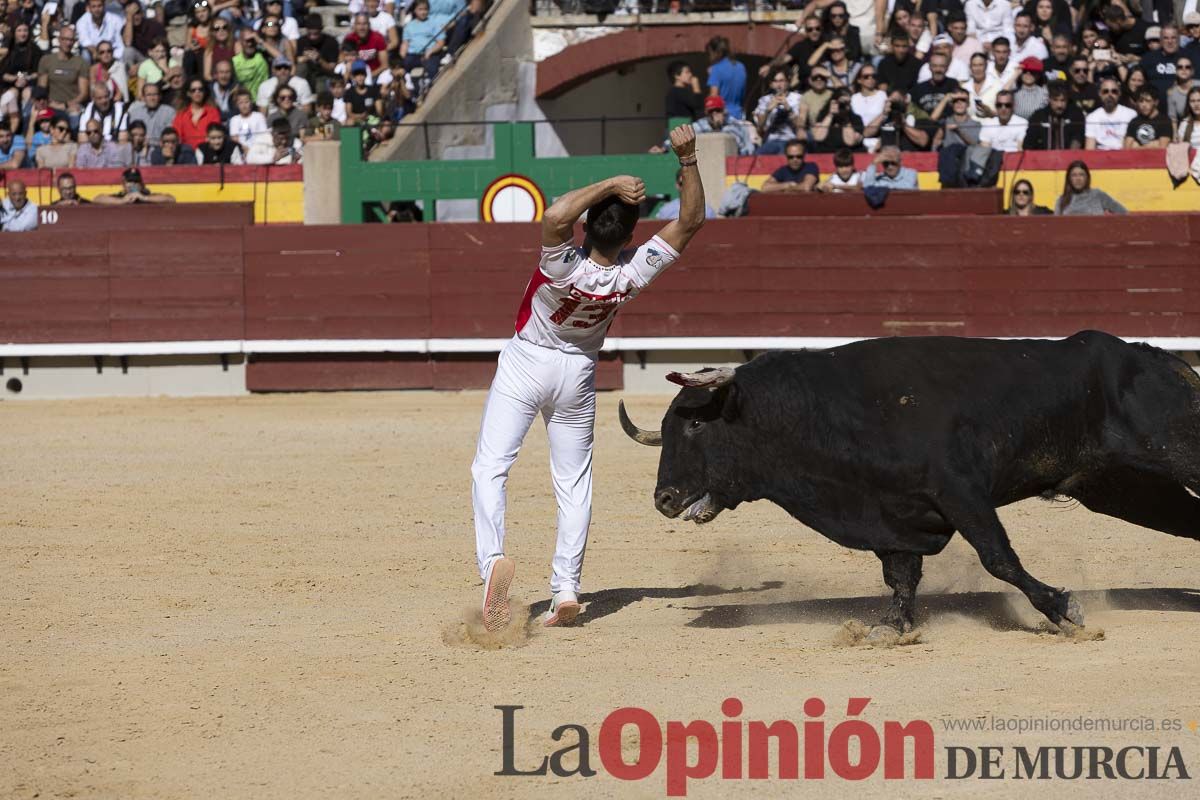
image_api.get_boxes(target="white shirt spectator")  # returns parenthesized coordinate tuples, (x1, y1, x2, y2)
(1, 196, 38, 232)
(332, 96, 348, 123)
(77, 11, 126, 61)
(1086, 104, 1137, 150)
(1179, 117, 1200, 147)
(255, 75, 315, 112)
(979, 115, 1029, 151)
(228, 111, 269, 148)
(826, 171, 862, 190)
(369, 10, 398, 38)
(1011, 35, 1049, 63)
(851, 91, 887, 125)
(966, 76, 1002, 118)
(244, 131, 304, 164)
(917, 59, 970, 83)
(80, 100, 128, 141)
(753, 91, 804, 143)
(965, 0, 1014, 45)
(988, 59, 1018, 88)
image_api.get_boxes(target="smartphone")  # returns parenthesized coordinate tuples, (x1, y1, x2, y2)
(1093, 49, 1111, 62)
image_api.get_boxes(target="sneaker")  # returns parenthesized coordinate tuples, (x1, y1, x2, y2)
(542, 590, 581, 627)
(481, 557, 515, 632)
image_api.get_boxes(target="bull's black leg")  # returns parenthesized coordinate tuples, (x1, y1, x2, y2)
(876, 551, 922, 633)
(941, 499, 1082, 628)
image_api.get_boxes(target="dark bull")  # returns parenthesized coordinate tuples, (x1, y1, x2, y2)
(620, 331, 1200, 635)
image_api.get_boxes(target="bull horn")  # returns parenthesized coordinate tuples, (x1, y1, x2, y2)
(666, 367, 736, 389)
(619, 400, 662, 446)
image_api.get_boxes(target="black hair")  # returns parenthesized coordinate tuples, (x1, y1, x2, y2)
(992, 36, 1011, 49)
(271, 117, 293, 135)
(667, 60, 688, 80)
(785, 138, 805, 152)
(585, 195, 638, 251)
(206, 122, 225, 134)
(833, 147, 854, 167)
(946, 11, 966, 24)
(316, 90, 334, 107)
(128, 119, 146, 131)
(1047, 82, 1069, 99)
(305, 12, 323, 28)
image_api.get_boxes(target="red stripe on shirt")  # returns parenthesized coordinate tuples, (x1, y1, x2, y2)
(514, 266, 551, 334)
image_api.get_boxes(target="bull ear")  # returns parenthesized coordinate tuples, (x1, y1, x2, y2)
(666, 367, 736, 390)
(719, 383, 740, 423)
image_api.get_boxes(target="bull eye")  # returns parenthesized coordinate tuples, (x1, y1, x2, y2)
(689, 419, 704, 431)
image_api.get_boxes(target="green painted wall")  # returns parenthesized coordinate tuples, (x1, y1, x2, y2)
(339, 123, 680, 223)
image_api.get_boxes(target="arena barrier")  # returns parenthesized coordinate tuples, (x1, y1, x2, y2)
(2, 216, 1197, 396)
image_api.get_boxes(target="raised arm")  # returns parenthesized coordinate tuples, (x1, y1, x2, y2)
(541, 176, 644, 247)
(656, 124, 705, 254)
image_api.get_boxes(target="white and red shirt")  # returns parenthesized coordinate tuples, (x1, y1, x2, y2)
(516, 235, 679, 355)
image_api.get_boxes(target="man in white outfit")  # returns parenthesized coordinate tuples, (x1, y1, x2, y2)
(472, 125, 706, 631)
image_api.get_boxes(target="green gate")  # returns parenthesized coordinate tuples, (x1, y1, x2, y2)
(338, 123, 681, 223)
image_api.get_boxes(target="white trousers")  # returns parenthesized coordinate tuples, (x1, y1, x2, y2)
(471, 335, 597, 595)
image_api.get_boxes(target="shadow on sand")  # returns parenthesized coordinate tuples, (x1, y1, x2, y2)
(531, 585, 1200, 631)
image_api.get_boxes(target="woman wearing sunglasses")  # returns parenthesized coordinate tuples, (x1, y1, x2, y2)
(203, 18, 238, 83)
(1006, 179, 1052, 216)
(35, 116, 79, 169)
(173, 78, 221, 149)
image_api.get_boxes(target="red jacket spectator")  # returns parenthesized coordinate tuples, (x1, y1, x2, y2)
(172, 100, 222, 149)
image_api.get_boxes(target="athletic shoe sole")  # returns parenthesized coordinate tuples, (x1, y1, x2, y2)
(543, 600, 581, 627)
(482, 558, 515, 632)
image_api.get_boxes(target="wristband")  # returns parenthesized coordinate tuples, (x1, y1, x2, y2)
(678, 157, 698, 166)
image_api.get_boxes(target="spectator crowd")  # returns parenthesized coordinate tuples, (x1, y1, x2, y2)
(0, 0, 490, 177)
(649, 1, 1200, 204)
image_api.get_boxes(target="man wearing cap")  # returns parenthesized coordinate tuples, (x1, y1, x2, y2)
(1, 180, 37, 232)
(1142, 25, 1186, 94)
(234, 28, 271, 101)
(93, 168, 175, 205)
(1010, 12, 1048, 62)
(346, 12, 390, 72)
(918, 35, 970, 82)
(649, 95, 754, 155)
(345, 60, 382, 123)
(256, 56, 314, 115)
(1182, 12, 1200, 54)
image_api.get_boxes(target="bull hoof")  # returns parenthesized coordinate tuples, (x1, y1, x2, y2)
(867, 624, 901, 645)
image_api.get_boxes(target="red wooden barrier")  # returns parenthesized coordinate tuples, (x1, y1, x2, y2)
(42, 202, 254, 230)
(3, 216, 1198, 391)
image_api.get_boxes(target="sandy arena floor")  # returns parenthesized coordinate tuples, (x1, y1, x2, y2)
(2, 391, 1199, 799)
